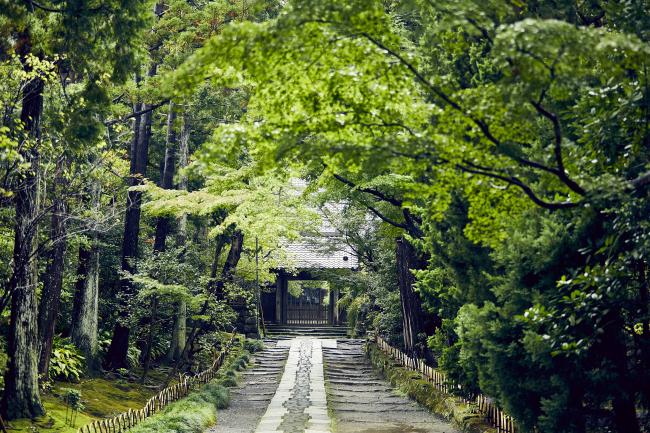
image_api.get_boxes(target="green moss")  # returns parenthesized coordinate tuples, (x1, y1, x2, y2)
(6, 395, 96, 433)
(59, 378, 155, 418)
(6, 372, 161, 433)
(367, 343, 495, 433)
(6, 340, 248, 433)
(128, 383, 230, 433)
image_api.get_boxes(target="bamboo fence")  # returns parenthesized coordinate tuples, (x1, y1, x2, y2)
(76, 334, 238, 433)
(374, 335, 517, 433)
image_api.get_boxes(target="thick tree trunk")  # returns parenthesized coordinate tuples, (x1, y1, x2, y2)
(70, 239, 100, 372)
(37, 188, 67, 379)
(396, 236, 426, 354)
(1, 34, 46, 419)
(106, 63, 158, 370)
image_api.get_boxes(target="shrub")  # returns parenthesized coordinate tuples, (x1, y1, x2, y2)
(61, 388, 85, 427)
(128, 383, 229, 433)
(217, 376, 237, 387)
(49, 337, 85, 381)
(234, 357, 248, 371)
(243, 339, 264, 353)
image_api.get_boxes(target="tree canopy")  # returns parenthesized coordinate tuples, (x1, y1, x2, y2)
(0, 1, 648, 432)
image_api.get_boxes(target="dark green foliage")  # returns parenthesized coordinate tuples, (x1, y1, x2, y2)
(243, 339, 264, 353)
(216, 376, 238, 388)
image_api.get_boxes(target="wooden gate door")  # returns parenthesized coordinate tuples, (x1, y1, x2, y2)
(287, 287, 329, 325)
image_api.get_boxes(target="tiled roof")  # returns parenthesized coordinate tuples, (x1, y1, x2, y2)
(284, 240, 358, 270)
(279, 179, 359, 270)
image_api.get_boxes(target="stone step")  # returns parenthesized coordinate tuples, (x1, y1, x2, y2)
(322, 339, 460, 433)
(264, 325, 349, 338)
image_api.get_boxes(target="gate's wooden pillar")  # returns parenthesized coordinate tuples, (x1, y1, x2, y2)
(275, 273, 282, 324)
(333, 288, 339, 325)
(328, 289, 334, 325)
(281, 273, 288, 325)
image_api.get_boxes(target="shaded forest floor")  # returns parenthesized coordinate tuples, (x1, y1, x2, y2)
(5, 368, 168, 433)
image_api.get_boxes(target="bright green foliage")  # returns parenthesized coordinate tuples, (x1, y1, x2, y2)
(125, 246, 203, 307)
(1, 0, 649, 432)
(166, 1, 650, 432)
(136, 164, 320, 283)
(48, 338, 86, 383)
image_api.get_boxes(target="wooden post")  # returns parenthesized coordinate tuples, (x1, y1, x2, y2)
(279, 272, 288, 325)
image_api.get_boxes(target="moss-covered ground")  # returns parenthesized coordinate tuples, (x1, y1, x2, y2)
(5, 337, 261, 433)
(366, 342, 495, 433)
(128, 339, 262, 433)
(5, 369, 165, 433)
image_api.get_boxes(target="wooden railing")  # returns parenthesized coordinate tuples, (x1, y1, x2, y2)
(374, 335, 517, 433)
(77, 334, 238, 433)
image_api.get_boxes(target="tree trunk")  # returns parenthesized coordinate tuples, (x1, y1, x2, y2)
(143, 103, 177, 377)
(105, 63, 158, 370)
(396, 236, 426, 354)
(215, 231, 244, 300)
(597, 311, 641, 433)
(37, 185, 67, 380)
(140, 295, 158, 383)
(162, 230, 244, 385)
(153, 102, 177, 252)
(167, 110, 189, 362)
(166, 301, 187, 362)
(70, 239, 100, 373)
(1, 32, 46, 419)
(635, 259, 650, 407)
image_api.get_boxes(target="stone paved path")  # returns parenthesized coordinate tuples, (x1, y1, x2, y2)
(209, 337, 458, 433)
(323, 339, 458, 433)
(255, 338, 331, 433)
(207, 340, 290, 433)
